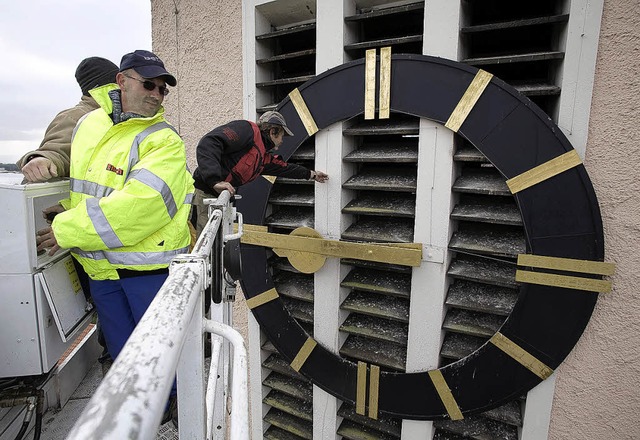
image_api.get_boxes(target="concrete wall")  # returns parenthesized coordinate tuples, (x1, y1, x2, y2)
(150, 0, 640, 437)
(151, 0, 244, 171)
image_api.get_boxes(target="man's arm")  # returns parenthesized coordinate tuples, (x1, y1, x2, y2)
(196, 129, 228, 190)
(262, 154, 316, 180)
(17, 100, 95, 182)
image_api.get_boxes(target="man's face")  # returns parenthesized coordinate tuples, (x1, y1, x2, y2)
(117, 71, 166, 117)
(269, 128, 285, 149)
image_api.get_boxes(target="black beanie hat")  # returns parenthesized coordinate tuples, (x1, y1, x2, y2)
(75, 57, 119, 96)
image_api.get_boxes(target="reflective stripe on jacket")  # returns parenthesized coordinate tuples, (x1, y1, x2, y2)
(52, 83, 195, 280)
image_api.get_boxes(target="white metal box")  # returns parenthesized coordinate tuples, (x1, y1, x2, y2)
(0, 174, 72, 273)
(0, 174, 92, 378)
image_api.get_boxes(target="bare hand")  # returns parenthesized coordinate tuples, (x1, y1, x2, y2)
(21, 157, 58, 182)
(213, 181, 236, 196)
(36, 227, 61, 256)
(313, 171, 329, 183)
(42, 204, 66, 223)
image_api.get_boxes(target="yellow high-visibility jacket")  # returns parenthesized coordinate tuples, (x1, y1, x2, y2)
(52, 84, 194, 280)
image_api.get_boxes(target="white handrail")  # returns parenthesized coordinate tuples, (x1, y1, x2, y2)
(203, 319, 249, 440)
(65, 190, 248, 439)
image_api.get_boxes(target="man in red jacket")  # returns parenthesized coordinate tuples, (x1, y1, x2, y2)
(192, 111, 328, 235)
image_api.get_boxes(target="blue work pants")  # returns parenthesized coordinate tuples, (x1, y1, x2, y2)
(89, 273, 177, 397)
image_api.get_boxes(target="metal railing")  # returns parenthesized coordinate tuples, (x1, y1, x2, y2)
(66, 190, 249, 440)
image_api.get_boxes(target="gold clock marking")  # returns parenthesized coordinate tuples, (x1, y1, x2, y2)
(365, 46, 392, 120)
(379, 47, 392, 119)
(368, 364, 380, 420)
(365, 49, 377, 120)
(445, 69, 493, 133)
(289, 88, 319, 136)
(506, 150, 582, 193)
(516, 270, 612, 293)
(428, 369, 464, 420)
(356, 361, 367, 415)
(241, 226, 422, 273)
(290, 337, 317, 372)
(517, 254, 615, 276)
(490, 332, 553, 380)
(246, 288, 279, 309)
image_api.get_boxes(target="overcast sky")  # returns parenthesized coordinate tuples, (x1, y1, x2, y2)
(0, 0, 152, 164)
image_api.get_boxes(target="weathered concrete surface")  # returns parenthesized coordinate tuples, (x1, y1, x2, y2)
(151, 0, 244, 172)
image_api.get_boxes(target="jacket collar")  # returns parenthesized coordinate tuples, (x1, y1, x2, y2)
(89, 83, 165, 122)
(261, 130, 275, 151)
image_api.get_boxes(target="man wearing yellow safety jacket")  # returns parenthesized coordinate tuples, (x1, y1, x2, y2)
(35, 50, 192, 426)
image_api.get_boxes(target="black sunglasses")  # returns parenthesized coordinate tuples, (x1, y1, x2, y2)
(123, 73, 170, 96)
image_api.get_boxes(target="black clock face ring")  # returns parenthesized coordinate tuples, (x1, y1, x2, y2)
(235, 54, 604, 420)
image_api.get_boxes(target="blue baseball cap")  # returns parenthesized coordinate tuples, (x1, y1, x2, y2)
(119, 50, 177, 86)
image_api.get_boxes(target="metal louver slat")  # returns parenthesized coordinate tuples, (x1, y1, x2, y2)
(340, 313, 408, 345)
(344, 35, 423, 52)
(337, 404, 402, 438)
(447, 254, 518, 289)
(340, 335, 406, 372)
(290, 142, 314, 161)
(264, 409, 313, 440)
(256, 23, 316, 40)
(462, 51, 564, 66)
(274, 272, 314, 302)
(433, 416, 518, 440)
(265, 207, 314, 230)
(452, 169, 511, 196)
(341, 267, 412, 298)
(440, 332, 485, 361)
(450, 198, 523, 226)
(344, 1, 425, 58)
(442, 308, 503, 338)
(341, 291, 409, 323)
(343, 167, 417, 192)
(256, 75, 316, 88)
(343, 118, 419, 136)
(269, 187, 315, 206)
(257, 49, 316, 64)
(342, 217, 415, 243)
(460, 14, 569, 33)
(343, 141, 418, 163)
(454, 143, 488, 162)
(337, 419, 400, 440)
(344, 2, 424, 22)
(263, 372, 313, 403)
(264, 391, 313, 422)
(448, 224, 527, 258)
(263, 354, 306, 380)
(445, 280, 517, 316)
(342, 191, 416, 218)
(482, 400, 523, 428)
(281, 297, 313, 324)
(264, 426, 306, 440)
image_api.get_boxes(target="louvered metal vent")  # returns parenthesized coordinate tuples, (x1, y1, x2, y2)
(436, 1, 569, 439)
(345, 2, 425, 58)
(256, 8, 318, 439)
(337, 3, 425, 438)
(251, 1, 571, 438)
(256, 23, 316, 112)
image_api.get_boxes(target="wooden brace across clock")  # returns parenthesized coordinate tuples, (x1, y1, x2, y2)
(234, 50, 613, 420)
